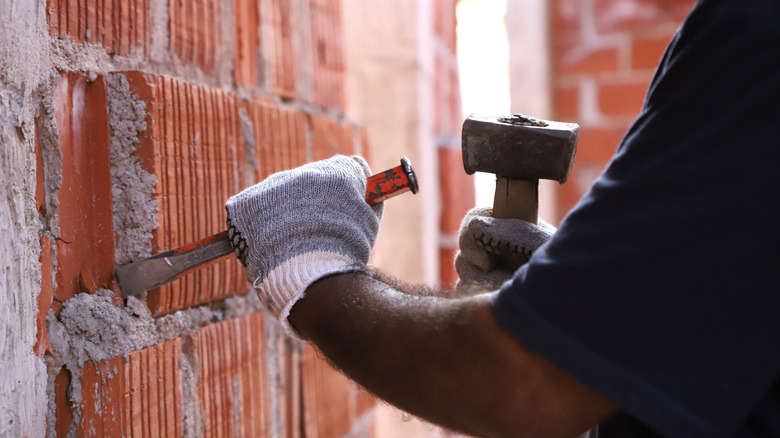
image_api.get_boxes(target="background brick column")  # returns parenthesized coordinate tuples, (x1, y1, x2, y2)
(547, 0, 697, 221)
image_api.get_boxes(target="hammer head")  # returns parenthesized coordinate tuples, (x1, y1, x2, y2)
(462, 114, 579, 183)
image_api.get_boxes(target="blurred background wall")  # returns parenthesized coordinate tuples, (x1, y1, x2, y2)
(344, 0, 697, 435)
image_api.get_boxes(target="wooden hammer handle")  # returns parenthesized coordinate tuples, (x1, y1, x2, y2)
(492, 177, 538, 223)
(492, 177, 538, 270)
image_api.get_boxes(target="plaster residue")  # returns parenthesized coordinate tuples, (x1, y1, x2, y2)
(49, 290, 159, 365)
(155, 305, 222, 340)
(47, 290, 263, 435)
(36, 88, 64, 233)
(0, 1, 58, 436)
(49, 39, 114, 82)
(239, 107, 258, 183)
(156, 292, 262, 340)
(106, 73, 159, 265)
(264, 315, 284, 438)
(47, 290, 159, 435)
(224, 290, 263, 319)
(179, 340, 202, 438)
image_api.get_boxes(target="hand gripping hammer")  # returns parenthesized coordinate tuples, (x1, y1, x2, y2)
(462, 114, 579, 269)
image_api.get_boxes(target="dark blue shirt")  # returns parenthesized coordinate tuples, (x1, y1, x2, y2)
(491, 1, 780, 436)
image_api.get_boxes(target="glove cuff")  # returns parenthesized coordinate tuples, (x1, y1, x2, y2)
(256, 251, 363, 336)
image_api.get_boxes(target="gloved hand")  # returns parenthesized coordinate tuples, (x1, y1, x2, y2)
(455, 207, 556, 291)
(225, 155, 383, 333)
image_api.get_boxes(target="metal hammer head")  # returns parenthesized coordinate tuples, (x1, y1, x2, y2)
(462, 114, 579, 183)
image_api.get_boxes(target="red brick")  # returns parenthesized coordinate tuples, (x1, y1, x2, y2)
(53, 72, 114, 303)
(310, 113, 355, 161)
(265, 0, 299, 98)
(233, 0, 261, 87)
(310, 0, 345, 109)
(46, 0, 150, 56)
(598, 79, 649, 117)
(54, 367, 73, 437)
(632, 34, 672, 70)
(555, 40, 620, 76)
(438, 148, 475, 234)
(192, 312, 269, 436)
(556, 162, 611, 222)
(170, 0, 221, 74)
(448, 66, 462, 132)
(78, 340, 182, 437)
(666, 0, 697, 22)
(551, 0, 582, 35)
(594, 0, 664, 32)
(576, 127, 624, 163)
(357, 127, 371, 160)
(243, 98, 308, 181)
(433, 0, 457, 52)
(35, 236, 54, 357)
(301, 344, 352, 438)
(554, 84, 580, 122)
(556, 180, 583, 223)
(433, 57, 443, 134)
(119, 71, 248, 315)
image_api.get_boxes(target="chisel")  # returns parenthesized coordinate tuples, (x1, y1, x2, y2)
(115, 158, 418, 297)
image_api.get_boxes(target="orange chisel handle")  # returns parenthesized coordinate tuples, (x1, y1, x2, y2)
(365, 157, 419, 204)
(116, 158, 418, 297)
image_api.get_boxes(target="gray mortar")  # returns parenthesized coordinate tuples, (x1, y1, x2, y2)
(36, 87, 64, 234)
(224, 290, 263, 319)
(264, 316, 284, 438)
(239, 107, 258, 186)
(50, 39, 115, 81)
(156, 306, 222, 340)
(218, 0, 237, 88)
(107, 72, 159, 265)
(180, 337, 203, 438)
(233, 375, 242, 434)
(149, 0, 170, 64)
(47, 290, 160, 435)
(46, 290, 262, 436)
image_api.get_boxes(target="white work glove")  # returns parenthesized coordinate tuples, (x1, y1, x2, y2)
(455, 207, 556, 291)
(225, 155, 383, 333)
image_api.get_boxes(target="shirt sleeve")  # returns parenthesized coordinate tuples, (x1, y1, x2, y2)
(491, 3, 780, 437)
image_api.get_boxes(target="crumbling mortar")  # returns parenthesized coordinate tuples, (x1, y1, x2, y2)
(180, 336, 203, 438)
(239, 107, 258, 186)
(46, 290, 262, 435)
(35, 90, 64, 236)
(106, 72, 159, 265)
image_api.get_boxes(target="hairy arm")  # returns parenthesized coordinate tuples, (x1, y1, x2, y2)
(288, 272, 617, 438)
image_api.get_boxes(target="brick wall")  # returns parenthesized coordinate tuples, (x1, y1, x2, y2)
(549, 0, 697, 220)
(35, 0, 376, 436)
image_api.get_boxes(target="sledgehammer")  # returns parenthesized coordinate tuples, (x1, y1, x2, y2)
(462, 114, 579, 269)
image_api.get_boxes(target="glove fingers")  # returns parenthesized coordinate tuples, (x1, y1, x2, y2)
(470, 216, 553, 258)
(454, 253, 512, 291)
(456, 206, 497, 271)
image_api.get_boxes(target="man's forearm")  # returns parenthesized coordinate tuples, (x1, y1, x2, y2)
(288, 272, 616, 438)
